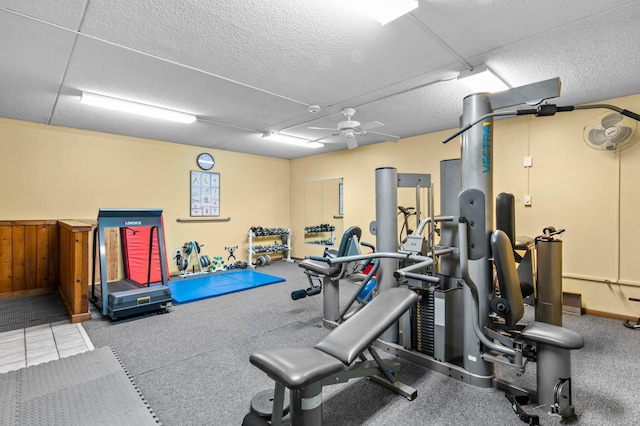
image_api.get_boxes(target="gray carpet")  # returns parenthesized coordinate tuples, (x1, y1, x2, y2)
(81, 261, 640, 425)
(0, 292, 69, 333)
(0, 346, 160, 426)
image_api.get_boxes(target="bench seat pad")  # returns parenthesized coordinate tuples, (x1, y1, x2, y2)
(315, 287, 419, 365)
(520, 321, 585, 350)
(250, 347, 344, 389)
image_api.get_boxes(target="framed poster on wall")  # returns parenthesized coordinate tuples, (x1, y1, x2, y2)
(190, 170, 220, 216)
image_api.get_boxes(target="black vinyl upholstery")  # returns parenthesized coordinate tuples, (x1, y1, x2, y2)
(491, 230, 525, 327)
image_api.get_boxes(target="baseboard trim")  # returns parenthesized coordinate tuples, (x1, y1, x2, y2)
(582, 308, 638, 322)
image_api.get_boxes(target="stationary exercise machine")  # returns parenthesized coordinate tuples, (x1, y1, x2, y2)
(91, 208, 172, 320)
(294, 226, 380, 327)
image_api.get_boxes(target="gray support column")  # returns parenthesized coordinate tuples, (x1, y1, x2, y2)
(289, 381, 323, 426)
(439, 159, 462, 278)
(461, 94, 494, 377)
(375, 167, 399, 342)
(322, 276, 339, 324)
(536, 239, 563, 326)
(536, 344, 572, 408)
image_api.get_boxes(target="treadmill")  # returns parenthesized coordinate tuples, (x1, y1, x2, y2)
(91, 208, 172, 320)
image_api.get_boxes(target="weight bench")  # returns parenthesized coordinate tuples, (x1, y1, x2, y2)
(247, 287, 419, 426)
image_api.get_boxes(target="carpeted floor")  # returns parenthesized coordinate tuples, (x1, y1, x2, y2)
(0, 293, 69, 333)
(80, 261, 640, 425)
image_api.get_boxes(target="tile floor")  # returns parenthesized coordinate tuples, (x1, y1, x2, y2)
(0, 321, 94, 374)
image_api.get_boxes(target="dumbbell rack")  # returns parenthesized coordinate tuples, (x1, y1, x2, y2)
(247, 227, 292, 268)
(304, 224, 335, 246)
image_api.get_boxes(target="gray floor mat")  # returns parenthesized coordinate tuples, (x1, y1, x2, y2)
(0, 293, 69, 333)
(0, 346, 161, 426)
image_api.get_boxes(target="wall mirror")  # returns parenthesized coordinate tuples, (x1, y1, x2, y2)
(304, 177, 344, 254)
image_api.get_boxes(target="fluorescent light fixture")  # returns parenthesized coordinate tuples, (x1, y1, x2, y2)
(80, 92, 197, 124)
(457, 65, 509, 93)
(263, 132, 323, 149)
(349, 0, 418, 25)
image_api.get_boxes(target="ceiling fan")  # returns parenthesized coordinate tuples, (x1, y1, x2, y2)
(308, 107, 399, 149)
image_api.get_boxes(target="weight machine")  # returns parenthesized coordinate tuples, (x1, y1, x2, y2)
(322, 79, 591, 420)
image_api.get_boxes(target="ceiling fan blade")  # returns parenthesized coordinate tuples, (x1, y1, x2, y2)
(314, 134, 342, 143)
(359, 121, 384, 131)
(366, 130, 401, 141)
(308, 126, 337, 131)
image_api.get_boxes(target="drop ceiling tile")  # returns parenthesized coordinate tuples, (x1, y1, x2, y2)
(0, 12, 77, 123)
(414, 0, 634, 61)
(53, 35, 308, 132)
(79, 0, 458, 106)
(462, 1, 640, 107)
(0, 0, 87, 29)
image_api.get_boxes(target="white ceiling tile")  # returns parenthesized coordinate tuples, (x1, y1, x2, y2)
(0, 0, 87, 29)
(0, 12, 77, 123)
(414, 0, 635, 61)
(79, 0, 457, 106)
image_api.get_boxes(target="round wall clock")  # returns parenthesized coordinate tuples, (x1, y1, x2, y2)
(197, 152, 215, 170)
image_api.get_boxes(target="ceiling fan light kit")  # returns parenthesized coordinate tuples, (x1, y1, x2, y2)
(80, 92, 197, 124)
(457, 65, 510, 93)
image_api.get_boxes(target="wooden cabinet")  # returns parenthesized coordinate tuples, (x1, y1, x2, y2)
(0, 220, 91, 323)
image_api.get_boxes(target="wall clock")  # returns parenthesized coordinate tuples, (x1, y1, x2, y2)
(197, 152, 215, 170)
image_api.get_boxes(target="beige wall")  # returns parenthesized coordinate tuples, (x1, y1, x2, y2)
(0, 119, 290, 274)
(290, 93, 640, 318)
(2, 92, 640, 317)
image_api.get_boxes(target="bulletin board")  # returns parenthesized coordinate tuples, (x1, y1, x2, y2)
(190, 170, 220, 216)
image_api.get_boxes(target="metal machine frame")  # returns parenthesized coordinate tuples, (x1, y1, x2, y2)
(91, 208, 172, 320)
(323, 78, 589, 418)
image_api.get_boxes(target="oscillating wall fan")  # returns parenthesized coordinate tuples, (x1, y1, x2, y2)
(308, 107, 399, 149)
(583, 112, 637, 151)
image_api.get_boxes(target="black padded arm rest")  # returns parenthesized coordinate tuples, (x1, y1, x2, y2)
(496, 192, 515, 244)
(520, 321, 585, 350)
(491, 230, 525, 326)
(299, 258, 341, 277)
(315, 287, 419, 365)
(250, 347, 344, 389)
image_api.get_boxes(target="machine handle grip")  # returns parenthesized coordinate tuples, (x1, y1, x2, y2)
(622, 109, 640, 121)
(360, 241, 375, 251)
(307, 255, 329, 263)
(291, 290, 307, 300)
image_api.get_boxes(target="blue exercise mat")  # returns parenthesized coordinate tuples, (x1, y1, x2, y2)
(168, 270, 285, 304)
